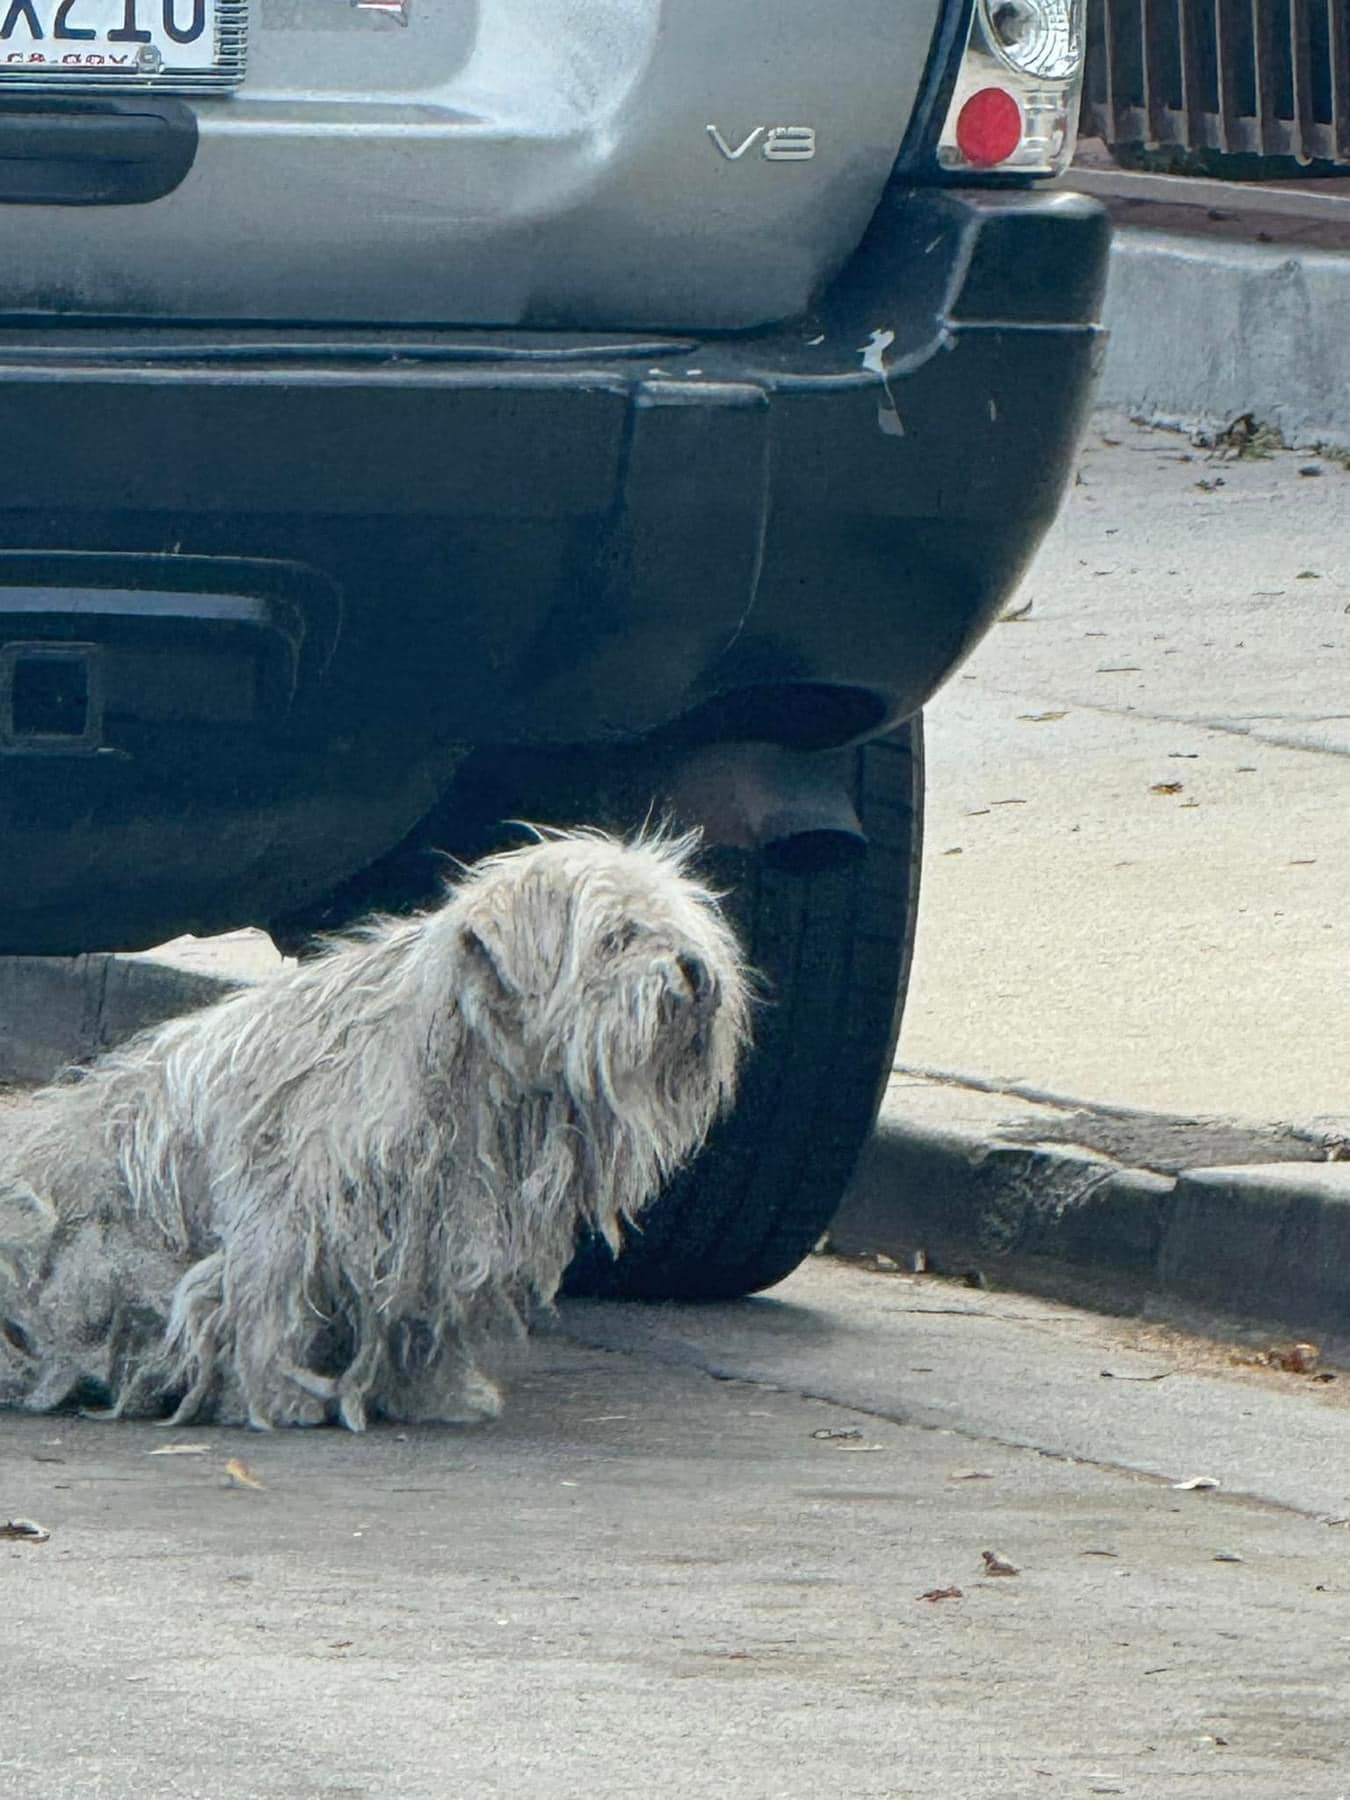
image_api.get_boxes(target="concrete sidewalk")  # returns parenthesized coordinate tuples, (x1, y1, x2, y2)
(902, 411, 1348, 1125)
(5, 1257, 1349, 1800)
(844, 413, 1349, 1338)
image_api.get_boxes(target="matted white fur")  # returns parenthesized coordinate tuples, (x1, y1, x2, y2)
(0, 830, 747, 1431)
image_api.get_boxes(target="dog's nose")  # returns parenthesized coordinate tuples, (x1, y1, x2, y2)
(677, 953, 714, 1006)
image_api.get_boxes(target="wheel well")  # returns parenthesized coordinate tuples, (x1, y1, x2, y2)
(660, 684, 889, 754)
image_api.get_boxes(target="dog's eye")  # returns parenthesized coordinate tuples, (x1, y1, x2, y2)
(601, 922, 640, 958)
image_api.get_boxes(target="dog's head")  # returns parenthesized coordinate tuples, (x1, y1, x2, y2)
(448, 829, 749, 1128)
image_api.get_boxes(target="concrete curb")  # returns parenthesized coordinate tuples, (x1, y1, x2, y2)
(832, 1078, 1350, 1352)
(1097, 226, 1350, 451)
(0, 955, 237, 1084)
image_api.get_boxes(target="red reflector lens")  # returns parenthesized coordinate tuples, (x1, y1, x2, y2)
(955, 87, 1022, 166)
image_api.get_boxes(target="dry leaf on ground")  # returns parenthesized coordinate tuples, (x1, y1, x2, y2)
(225, 1458, 265, 1490)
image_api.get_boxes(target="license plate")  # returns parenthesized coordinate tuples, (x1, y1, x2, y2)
(0, 0, 246, 89)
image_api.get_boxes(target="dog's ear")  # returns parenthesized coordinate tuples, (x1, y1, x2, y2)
(460, 920, 520, 1001)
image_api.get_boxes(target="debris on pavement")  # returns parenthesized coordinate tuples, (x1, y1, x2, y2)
(1270, 1342, 1320, 1375)
(1173, 1476, 1221, 1491)
(981, 1550, 1020, 1577)
(1199, 412, 1283, 460)
(1230, 1340, 1326, 1377)
(2, 1517, 50, 1543)
(148, 1443, 211, 1456)
(812, 1428, 864, 1442)
(1213, 1551, 1245, 1564)
(918, 1585, 964, 1603)
(225, 1457, 265, 1490)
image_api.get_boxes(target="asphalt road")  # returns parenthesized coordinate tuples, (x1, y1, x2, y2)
(4, 1257, 1348, 1800)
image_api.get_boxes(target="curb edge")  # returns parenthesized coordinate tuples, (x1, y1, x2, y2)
(833, 1114, 1350, 1346)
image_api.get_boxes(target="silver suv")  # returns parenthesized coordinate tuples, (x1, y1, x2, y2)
(0, 0, 1106, 1301)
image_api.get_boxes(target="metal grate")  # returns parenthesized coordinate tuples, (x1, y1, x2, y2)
(1084, 0, 1350, 165)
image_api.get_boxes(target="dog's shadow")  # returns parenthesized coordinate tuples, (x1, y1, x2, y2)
(545, 1290, 837, 1386)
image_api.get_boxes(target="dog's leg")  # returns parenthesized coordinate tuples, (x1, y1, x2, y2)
(2, 1210, 178, 1418)
(162, 1253, 229, 1425)
(331, 1285, 387, 1434)
(0, 1179, 60, 1407)
(199, 1216, 334, 1430)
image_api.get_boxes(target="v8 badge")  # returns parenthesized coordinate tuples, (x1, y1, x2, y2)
(707, 125, 817, 162)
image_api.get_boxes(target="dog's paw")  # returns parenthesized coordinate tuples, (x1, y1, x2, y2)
(336, 1385, 369, 1433)
(419, 1369, 503, 1426)
(245, 1388, 330, 1430)
(456, 1370, 503, 1422)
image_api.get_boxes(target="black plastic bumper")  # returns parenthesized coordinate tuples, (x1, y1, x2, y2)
(0, 187, 1108, 952)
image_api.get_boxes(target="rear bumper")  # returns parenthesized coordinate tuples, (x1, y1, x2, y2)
(0, 187, 1109, 951)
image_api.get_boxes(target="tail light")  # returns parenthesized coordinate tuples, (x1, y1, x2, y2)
(937, 0, 1086, 176)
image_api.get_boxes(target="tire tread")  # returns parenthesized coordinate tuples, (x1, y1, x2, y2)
(564, 721, 924, 1301)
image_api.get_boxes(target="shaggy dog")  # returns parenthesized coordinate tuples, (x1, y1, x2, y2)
(0, 831, 747, 1431)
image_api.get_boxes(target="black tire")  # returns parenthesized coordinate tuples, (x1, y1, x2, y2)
(271, 722, 923, 1302)
(565, 721, 923, 1301)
